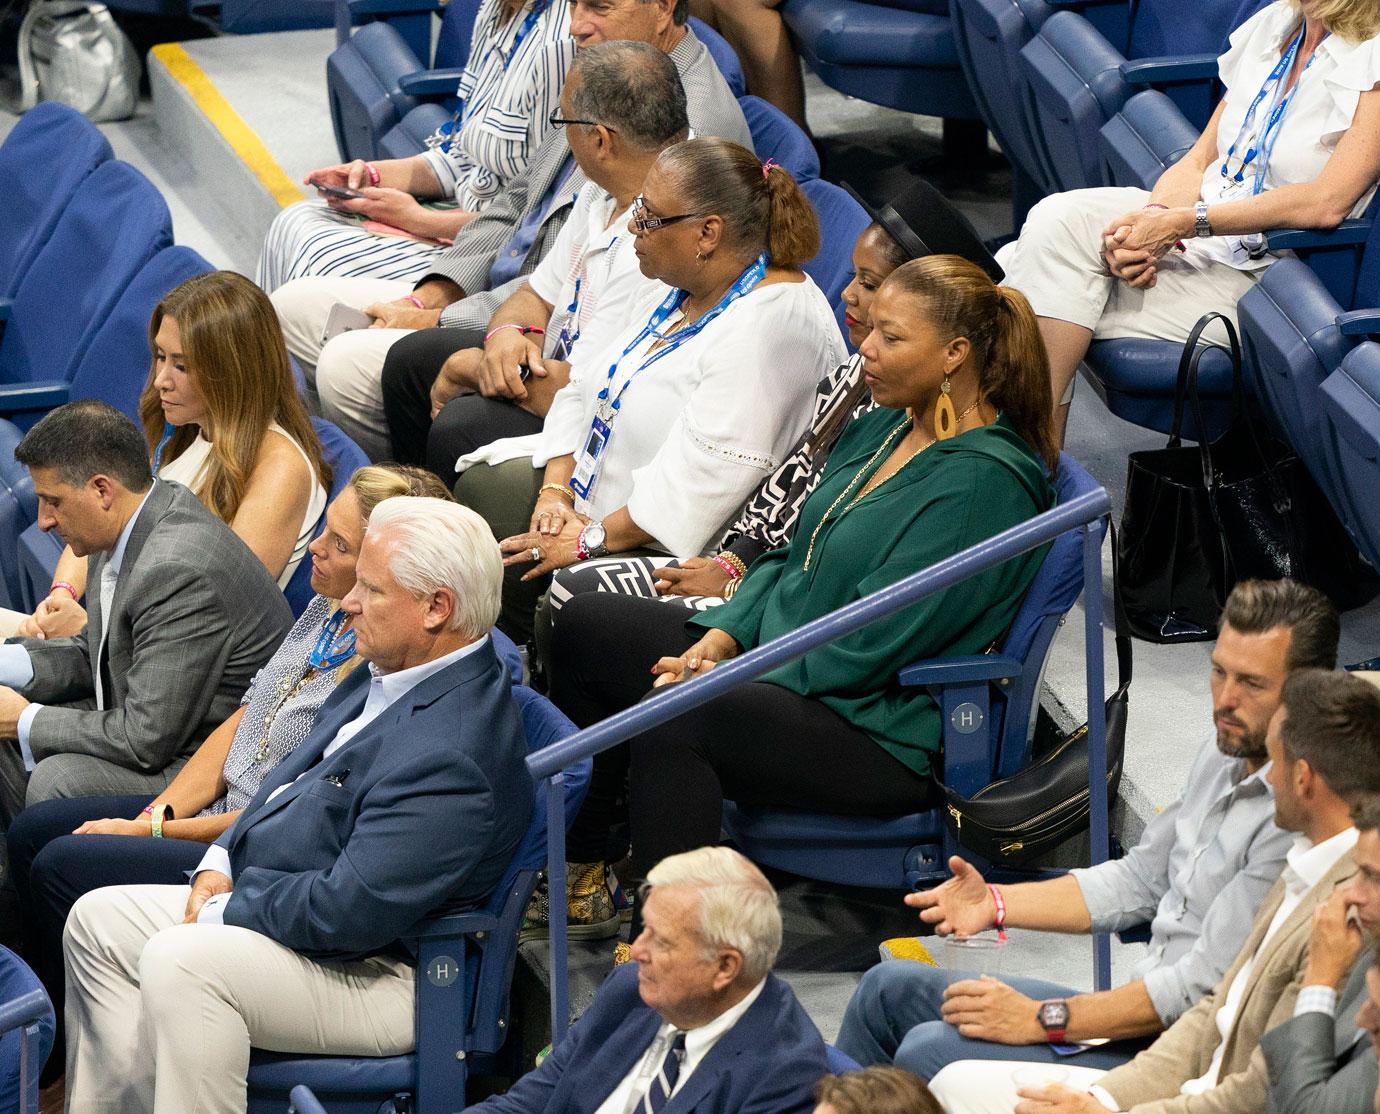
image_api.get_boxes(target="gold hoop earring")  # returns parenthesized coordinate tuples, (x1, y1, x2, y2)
(934, 374, 957, 440)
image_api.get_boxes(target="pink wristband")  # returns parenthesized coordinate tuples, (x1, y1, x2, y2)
(988, 883, 1008, 941)
(484, 323, 546, 344)
(711, 555, 742, 580)
(364, 163, 381, 186)
(49, 581, 78, 601)
(404, 294, 425, 310)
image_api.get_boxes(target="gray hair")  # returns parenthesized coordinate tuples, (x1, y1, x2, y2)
(645, 846, 782, 983)
(365, 497, 502, 640)
(568, 40, 689, 153)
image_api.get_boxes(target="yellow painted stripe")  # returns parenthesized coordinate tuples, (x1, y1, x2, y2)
(151, 42, 304, 209)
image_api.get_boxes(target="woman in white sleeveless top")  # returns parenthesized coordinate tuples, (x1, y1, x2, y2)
(13, 272, 329, 640)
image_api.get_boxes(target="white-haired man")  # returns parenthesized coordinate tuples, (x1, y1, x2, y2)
(469, 846, 828, 1114)
(62, 498, 534, 1114)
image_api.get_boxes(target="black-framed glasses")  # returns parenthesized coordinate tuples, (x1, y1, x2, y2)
(631, 194, 701, 234)
(548, 108, 615, 131)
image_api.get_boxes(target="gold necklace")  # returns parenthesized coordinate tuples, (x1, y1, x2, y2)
(255, 668, 317, 762)
(803, 418, 928, 571)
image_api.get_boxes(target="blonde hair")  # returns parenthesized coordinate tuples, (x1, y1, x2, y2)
(347, 464, 454, 529)
(1288, 0, 1380, 43)
(139, 271, 328, 524)
(644, 846, 782, 982)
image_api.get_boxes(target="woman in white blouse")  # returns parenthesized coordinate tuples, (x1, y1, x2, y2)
(485, 137, 846, 641)
(998, 0, 1380, 431)
(12, 273, 328, 640)
(256, 0, 574, 291)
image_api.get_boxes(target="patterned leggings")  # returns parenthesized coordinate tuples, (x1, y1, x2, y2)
(547, 556, 729, 616)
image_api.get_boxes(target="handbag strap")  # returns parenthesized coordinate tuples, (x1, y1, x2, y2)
(1170, 311, 1241, 448)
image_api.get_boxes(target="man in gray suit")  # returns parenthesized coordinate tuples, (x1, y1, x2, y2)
(1263, 792, 1380, 1114)
(270, 0, 754, 461)
(0, 401, 293, 814)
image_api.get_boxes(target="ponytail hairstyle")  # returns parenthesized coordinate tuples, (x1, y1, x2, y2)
(882, 255, 1059, 472)
(653, 137, 820, 267)
(139, 271, 329, 523)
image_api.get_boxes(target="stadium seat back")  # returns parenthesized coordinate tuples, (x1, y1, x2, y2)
(0, 162, 172, 394)
(0, 102, 113, 298)
(1319, 343, 1380, 568)
(739, 95, 820, 183)
(327, 20, 425, 162)
(0, 419, 37, 610)
(377, 103, 454, 161)
(1100, 88, 1198, 189)
(799, 179, 872, 342)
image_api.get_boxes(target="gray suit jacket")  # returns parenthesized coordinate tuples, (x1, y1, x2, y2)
(1264, 958, 1379, 1114)
(17, 480, 293, 774)
(425, 25, 753, 334)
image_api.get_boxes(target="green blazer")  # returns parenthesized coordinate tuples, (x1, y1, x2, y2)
(692, 408, 1055, 777)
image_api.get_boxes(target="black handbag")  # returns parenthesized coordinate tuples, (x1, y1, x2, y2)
(1120, 312, 1375, 645)
(936, 534, 1132, 867)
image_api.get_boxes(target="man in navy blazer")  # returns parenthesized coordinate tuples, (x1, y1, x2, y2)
(62, 498, 533, 1114)
(469, 846, 828, 1114)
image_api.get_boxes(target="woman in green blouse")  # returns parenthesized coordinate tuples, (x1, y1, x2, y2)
(550, 254, 1059, 908)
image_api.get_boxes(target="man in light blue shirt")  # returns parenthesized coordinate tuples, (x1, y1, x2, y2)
(837, 579, 1339, 1077)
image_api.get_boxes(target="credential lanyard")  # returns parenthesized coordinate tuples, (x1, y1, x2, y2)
(594, 252, 768, 421)
(1220, 27, 1319, 196)
(438, 0, 549, 152)
(556, 227, 624, 359)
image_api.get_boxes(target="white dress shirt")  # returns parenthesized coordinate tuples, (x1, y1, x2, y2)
(0, 488, 153, 768)
(591, 979, 766, 1114)
(193, 636, 490, 924)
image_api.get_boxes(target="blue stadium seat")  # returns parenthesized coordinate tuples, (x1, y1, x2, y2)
(782, 0, 981, 141)
(1320, 342, 1380, 569)
(721, 453, 1104, 889)
(0, 162, 173, 428)
(282, 420, 372, 618)
(0, 420, 36, 611)
(245, 687, 589, 1114)
(1099, 88, 1198, 191)
(327, 0, 479, 161)
(0, 102, 113, 300)
(0, 949, 54, 1114)
(799, 179, 872, 342)
(690, 17, 747, 98)
(288, 1086, 329, 1114)
(740, 95, 819, 183)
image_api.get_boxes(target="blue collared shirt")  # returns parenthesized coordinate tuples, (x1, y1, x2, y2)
(1069, 736, 1291, 1025)
(194, 635, 491, 923)
(0, 487, 153, 768)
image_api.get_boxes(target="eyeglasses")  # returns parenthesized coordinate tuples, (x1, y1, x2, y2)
(548, 109, 616, 131)
(631, 194, 701, 234)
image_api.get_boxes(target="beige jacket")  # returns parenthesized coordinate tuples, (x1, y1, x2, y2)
(1100, 850, 1359, 1114)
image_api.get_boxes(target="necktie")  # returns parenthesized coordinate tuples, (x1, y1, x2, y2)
(641, 1031, 686, 1114)
(93, 563, 117, 710)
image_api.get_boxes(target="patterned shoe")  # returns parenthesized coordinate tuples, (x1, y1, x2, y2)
(878, 937, 939, 964)
(520, 862, 620, 942)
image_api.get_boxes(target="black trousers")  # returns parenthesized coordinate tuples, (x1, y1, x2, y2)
(550, 592, 936, 878)
(8, 796, 207, 1083)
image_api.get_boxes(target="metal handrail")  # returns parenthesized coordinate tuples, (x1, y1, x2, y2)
(0, 989, 49, 1114)
(532, 486, 1113, 1043)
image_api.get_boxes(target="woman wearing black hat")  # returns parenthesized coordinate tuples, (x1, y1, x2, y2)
(541, 177, 1001, 625)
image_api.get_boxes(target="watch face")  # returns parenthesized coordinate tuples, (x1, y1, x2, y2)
(585, 523, 606, 548)
(1038, 1001, 1070, 1028)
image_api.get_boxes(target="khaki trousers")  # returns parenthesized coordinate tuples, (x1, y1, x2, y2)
(64, 884, 415, 1114)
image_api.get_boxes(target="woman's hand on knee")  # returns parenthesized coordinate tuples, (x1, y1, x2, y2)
(1102, 235, 1158, 288)
(1102, 207, 1190, 261)
(653, 557, 732, 599)
(650, 629, 740, 687)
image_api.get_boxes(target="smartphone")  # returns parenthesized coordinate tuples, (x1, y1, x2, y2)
(322, 303, 374, 344)
(316, 184, 365, 201)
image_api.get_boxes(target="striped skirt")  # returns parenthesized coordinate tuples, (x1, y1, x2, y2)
(256, 201, 447, 292)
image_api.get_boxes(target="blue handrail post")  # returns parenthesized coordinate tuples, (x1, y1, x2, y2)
(546, 771, 570, 1046)
(1082, 522, 1112, 992)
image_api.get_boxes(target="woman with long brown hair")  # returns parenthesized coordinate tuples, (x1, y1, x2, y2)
(16, 271, 329, 639)
(547, 255, 1058, 938)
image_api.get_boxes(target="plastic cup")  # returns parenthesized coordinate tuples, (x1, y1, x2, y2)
(942, 931, 1009, 977)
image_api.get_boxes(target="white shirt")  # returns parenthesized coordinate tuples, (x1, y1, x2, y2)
(534, 277, 847, 557)
(1193, 0, 1380, 271)
(193, 636, 490, 923)
(420, 0, 574, 212)
(591, 980, 766, 1114)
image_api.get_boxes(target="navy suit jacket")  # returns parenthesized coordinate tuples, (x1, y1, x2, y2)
(469, 965, 828, 1114)
(214, 638, 533, 962)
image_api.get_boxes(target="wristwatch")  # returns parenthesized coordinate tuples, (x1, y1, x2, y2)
(1194, 200, 1213, 238)
(1037, 999, 1070, 1044)
(576, 521, 609, 561)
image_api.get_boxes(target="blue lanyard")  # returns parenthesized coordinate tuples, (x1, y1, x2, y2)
(309, 608, 357, 671)
(595, 253, 767, 419)
(438, 0, 549, 151)
(557, 227, 625, 358)
(1220, 27, 1319, 195)
(151, 422, 176, 474)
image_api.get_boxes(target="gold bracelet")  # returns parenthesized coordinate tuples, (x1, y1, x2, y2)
(538, 483, 576, 504)
(715, 551, 748, 578)
(723, 577, 741, 599)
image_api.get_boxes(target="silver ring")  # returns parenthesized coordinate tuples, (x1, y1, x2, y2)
(530, 547, 542, 562)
